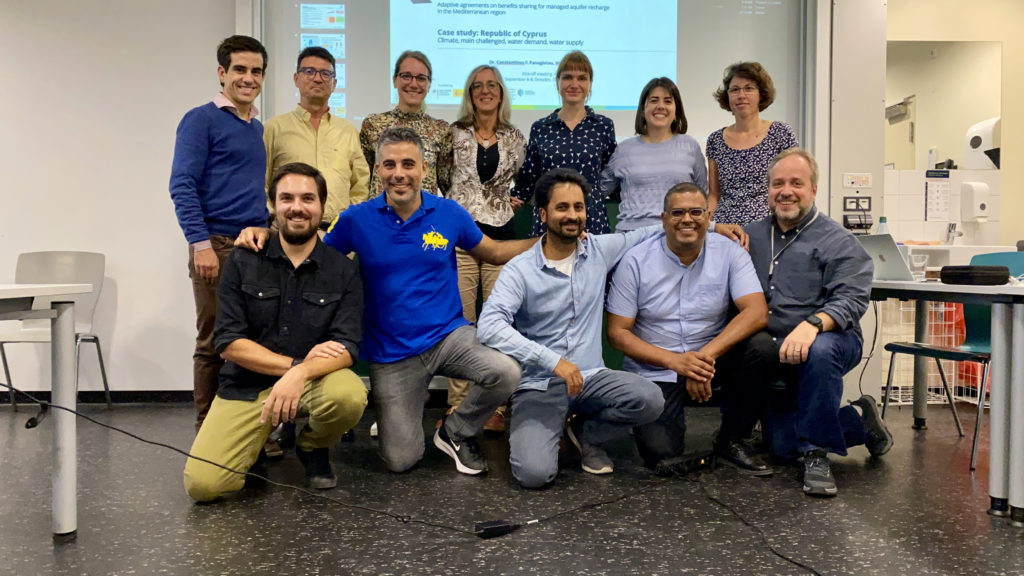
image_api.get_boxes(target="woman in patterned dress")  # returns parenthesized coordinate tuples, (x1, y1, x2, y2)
(706, 62, 798, 225)
(360, 50, 452, 197)
(445, 65, 526, 431)
(513, 51, 617, 235)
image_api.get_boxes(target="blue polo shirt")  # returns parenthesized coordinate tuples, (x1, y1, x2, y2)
(323, 191, 483, 363)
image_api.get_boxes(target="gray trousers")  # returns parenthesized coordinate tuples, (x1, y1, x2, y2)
(509, 369, 664, 488)
(369, 325, 520, 472)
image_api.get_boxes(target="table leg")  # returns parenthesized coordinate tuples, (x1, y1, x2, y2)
(988, 303, 1012, 516)
(51, 302, 77, 539)
(1009, 303, 1024, 526)
(913, 299, 929, 429)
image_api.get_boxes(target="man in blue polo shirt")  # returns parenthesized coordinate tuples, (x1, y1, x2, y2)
(606, 183, 775, 477)
(236, 126, 526, 476)
(169, 35, 270, 430)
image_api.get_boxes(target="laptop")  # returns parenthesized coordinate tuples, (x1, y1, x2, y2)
(857, 234, 916, 281)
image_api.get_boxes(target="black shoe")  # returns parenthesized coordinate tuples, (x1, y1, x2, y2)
(802, 449, 837, 497)
(850, 395, 894, 457)
(714, 440, 773, 477)
(296, 447, 337, 490)
(654, 452, 714, 477)
(433, 418, 488, 475)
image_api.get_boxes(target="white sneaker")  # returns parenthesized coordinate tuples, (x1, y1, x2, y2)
(369, 421, 378, 438)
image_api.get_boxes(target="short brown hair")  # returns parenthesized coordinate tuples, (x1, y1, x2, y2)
(768, 148, 818, 186)
(713, 61, 775, 112)
(556, 51, 593, 82)
(635, 77, 687, 135)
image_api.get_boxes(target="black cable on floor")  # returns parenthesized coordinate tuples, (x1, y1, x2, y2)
(692, 472, 823, 576)
(857, 300, 881, 398)
(1, 381, 673, 539)
(2, 382, 475, 536)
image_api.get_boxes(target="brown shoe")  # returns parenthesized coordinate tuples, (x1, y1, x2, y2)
(483, 410, 506, 434)
(436, 405, 457, 429)
(263, 439, 284, 460)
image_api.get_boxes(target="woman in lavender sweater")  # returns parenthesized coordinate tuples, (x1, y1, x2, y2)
(596, 77, 707, 231)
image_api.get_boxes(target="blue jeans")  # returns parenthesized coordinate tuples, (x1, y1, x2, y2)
(508, 369, 663, 489)
(369, 325, 520, 472)
(764, 330, 867, 458)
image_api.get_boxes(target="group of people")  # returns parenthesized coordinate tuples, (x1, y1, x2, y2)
(170, 35, 893, 503)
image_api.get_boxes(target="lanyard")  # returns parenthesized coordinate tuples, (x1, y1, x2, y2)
(768, 208, 820, 279)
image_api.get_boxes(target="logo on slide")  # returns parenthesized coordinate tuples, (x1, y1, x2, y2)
(422, 228, 449, 251)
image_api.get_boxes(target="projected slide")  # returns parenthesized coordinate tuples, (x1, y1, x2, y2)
(301, 4, 345, 29)
(389, 0, 677, 110)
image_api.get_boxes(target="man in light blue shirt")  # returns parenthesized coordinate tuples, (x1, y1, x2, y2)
(477, 168, 664, 488)
(607, 183, 774, 476)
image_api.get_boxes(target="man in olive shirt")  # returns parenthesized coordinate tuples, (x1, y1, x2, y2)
(264, 46, 370, 229)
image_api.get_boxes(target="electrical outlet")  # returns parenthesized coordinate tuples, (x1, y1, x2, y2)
(843, 196, 871, 211)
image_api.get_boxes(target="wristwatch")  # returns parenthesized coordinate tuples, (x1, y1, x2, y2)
(805, 315, 824, 333)
(291, 358, 303, 368)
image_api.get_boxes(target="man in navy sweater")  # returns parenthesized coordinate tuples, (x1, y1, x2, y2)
(169, 35, 270, 429)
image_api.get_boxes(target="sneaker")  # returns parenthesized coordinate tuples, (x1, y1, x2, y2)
(850, 395, 894, 457)
(802, 450, 838, 497)
(483, 410, 507, 434)
(369, 421, 378, 438)
(296, 447, 337, 490)
(714, 439, 773, 477)
(566, 416, 613, 475)
(433, 419, 488, 475)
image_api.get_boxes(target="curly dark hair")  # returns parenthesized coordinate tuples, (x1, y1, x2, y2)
(713, 61, 775, 113)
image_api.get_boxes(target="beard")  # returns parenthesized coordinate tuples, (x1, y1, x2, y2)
(547, 218, 583, 242)
(278, 214, 319, 245)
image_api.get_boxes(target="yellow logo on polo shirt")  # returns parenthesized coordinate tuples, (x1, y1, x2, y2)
(422, 229, 449, 251)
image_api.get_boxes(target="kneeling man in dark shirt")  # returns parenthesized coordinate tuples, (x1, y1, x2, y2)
(184, 162, 367, 502)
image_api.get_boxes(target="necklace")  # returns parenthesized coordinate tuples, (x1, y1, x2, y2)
(476, 127, 496, 147)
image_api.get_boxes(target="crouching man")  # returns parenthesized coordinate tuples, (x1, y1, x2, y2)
(184, 162, 367, 501)
(748, 149, 892, 498)
(477, 168, 664, 488)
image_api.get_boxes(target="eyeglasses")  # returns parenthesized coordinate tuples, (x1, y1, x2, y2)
(727, 85, 758, 95)
(297, 67, 335, 80)
(397, 72, 431, 84)
(471, 81, 501, 92)
(667, 208, 707, 221)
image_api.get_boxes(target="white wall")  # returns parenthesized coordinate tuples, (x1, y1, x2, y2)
(0, 1, 893, 394)
(0, 0, 235, 392)
(886, 41, 1001, 170)
(889, 0, 1024, 247)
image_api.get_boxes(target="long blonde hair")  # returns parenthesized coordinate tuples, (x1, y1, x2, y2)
(455, 65, 512, 130)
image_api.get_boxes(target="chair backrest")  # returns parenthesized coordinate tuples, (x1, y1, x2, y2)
(15, 251, 105, 333)
(962, 252, 1024, 347)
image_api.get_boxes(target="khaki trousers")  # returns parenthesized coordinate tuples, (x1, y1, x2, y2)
(183, 369, 367, 502)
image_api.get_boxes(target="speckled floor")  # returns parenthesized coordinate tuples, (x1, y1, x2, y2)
(1, 399, 1022, 576)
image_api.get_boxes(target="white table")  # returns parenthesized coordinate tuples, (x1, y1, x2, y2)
(871, 280, 1024, 524)
(0, 283, 91, 539)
